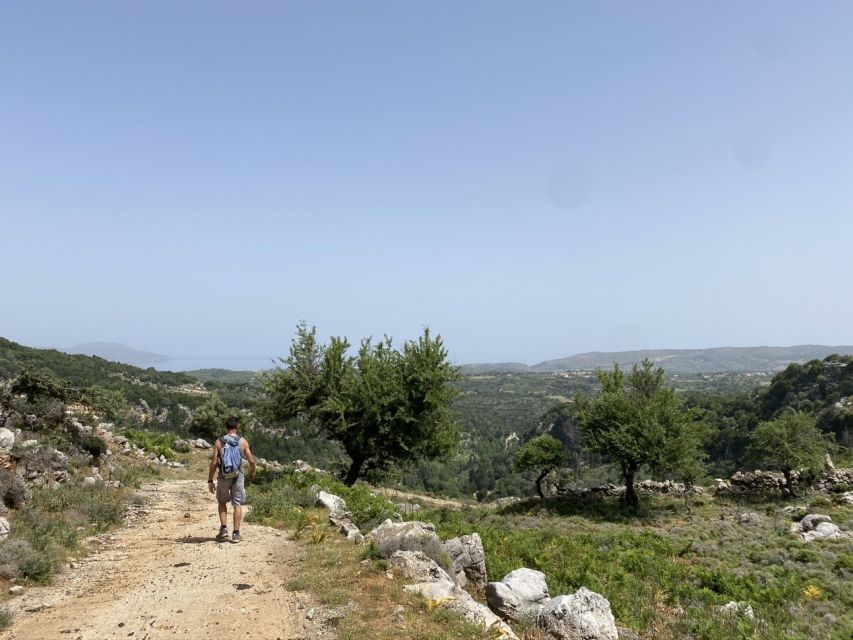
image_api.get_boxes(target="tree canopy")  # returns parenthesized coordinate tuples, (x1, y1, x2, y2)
(573, 360, 705, 508)
(746, 410, 834, 495)
(515, 434, 567, 501)
(188, 396, 245, 442)
(263, 322, 460, 485)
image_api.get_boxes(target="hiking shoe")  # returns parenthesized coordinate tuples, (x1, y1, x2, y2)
(215, 528, 229, 542)
(231, 531, 242, 543)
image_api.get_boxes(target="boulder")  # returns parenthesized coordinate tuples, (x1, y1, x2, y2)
(8, 585, 23, 596)
(0, 428, 14, 450)
(390, 550, 455, 587)
(719, 601, 755, 621)
(791, 514, 851, 542)
(193, 438, 212, 449)
(366, 520, 442, 556)
(172, 439, 192, 453)
(389, 551, 517, 639)
(317, 490, 349, 517)
(738, 512, 761, 525)
(0, 517, 10, 540)
(293, 460, 327, 474)
(536, 588, 618, 640)
(313, 489, 363, 541)
(339, 521, 364, 543)
(486, 568, 550, 623)
(836, 491, 853, 506)
(444, 533, 487, 591)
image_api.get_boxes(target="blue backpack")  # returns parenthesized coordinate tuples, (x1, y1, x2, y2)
(219, 435, 243, 479)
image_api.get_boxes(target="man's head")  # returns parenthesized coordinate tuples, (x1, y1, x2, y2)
(225, 415, 240, 433)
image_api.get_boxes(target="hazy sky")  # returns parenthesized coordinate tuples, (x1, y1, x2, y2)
(2, 2, 852, 364)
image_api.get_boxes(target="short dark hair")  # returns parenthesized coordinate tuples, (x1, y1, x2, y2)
(225, 415, 240, 430)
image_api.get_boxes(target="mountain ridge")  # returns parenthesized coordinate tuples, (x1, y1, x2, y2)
(65, 342, 169, 367)
(462, 344, 853, 374)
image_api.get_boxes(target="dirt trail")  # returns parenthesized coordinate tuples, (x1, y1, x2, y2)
(2, 479, 326, 640)
(371, 486, 470, 510)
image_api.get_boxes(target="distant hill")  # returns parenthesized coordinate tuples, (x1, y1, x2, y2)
(185, 368, 259, 384)
(0, 337, 194, 389)
(66, 342, 169, 367)
(461, 345, 853, 375)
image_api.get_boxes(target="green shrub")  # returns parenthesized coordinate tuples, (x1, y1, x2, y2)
(113, 463, 160, 488)
(19, 549, 55, 583)
(0, 606, 11, 630)
(79, 434, 108, 459)
(1, 482, 130, 584)
(0, 539, 37, 580)
(0, 468, 31, 508)
(123, 429, 176, 459)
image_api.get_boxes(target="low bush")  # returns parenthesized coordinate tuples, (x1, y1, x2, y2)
(112, 462, 160, 489)
(0, 468, 31, 509)
(122, 429, 176, 459)
(0, 481, 129, 584)
(79, 434, 108, 459)
(0, 539, 37, 580)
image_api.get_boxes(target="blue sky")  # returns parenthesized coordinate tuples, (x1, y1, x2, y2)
(2, 1, 852, 364)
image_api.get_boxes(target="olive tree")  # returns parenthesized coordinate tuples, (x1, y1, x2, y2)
(573, 360, 704, 510)
(189, 397, 245, 442)
(746, 410, 833, 496)
(263, 322, 459, 486)
(515, 434, 567, 501)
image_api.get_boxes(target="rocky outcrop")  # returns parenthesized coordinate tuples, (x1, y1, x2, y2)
(293, 460, 327, 474)
(443, 533, 487, 592)
(486, 568, 551, 623)
(313, 489, 363, 542)
(0, 516, 10, 540)
(389, 551, 517, 639)
(366, 520, 442, 555)
(791, 514, 850, 543)
(536, 588, 618, 640)
(0, 428, 15, 450)
(836, 491, 853, 506)
(193, 438, 212, 449)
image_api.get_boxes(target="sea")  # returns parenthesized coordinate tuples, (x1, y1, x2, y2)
(151, 357, 282, 372)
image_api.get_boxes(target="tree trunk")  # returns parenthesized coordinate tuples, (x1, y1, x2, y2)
(783, 468, 797, 497)
(343, 454, 365, 487)
(535, 468, 551, 502)
(621, 464, 639, 510)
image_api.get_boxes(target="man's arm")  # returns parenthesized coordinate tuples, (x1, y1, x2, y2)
(208, 440, 221, 493)
(241, 439, 256, 481)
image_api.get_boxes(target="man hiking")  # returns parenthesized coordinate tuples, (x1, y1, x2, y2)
(208, 415, 256, 542)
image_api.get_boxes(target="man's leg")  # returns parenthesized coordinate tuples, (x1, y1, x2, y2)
(231, 475, 246, 542)
(218, 501, 228, 527)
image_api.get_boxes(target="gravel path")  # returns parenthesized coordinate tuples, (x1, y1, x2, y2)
(1, 479, 326, 640)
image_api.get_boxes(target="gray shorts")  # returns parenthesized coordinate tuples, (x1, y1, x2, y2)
(216, 474, 245, 507)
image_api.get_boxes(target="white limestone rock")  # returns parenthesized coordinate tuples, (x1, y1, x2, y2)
(536, 588, 618, 640)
